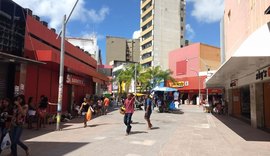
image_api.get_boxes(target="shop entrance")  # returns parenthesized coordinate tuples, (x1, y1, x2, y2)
(264, 81, 270, 129)
(240, 86, 251, 119)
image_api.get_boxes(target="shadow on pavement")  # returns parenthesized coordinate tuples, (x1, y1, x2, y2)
(150, 127, 160, 130)
(130, 131, 148, 135)
(213, 114, 270, 142)
(131, 122, 146, 125)
(24, 141, 89, 156)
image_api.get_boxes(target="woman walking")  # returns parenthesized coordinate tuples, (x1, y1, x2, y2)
(11, 94, 29, 156)
(79, 98, 90, 128)
(123, 93, 135, 136)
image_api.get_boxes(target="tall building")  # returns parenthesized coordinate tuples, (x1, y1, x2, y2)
(140, 0, 186, 69)
(106, 36, 140, 65)
(207, 0, 270, 129)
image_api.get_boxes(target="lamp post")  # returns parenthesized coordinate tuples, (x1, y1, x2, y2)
(56, 0, 79, 131)
(190, 68, 200, 105)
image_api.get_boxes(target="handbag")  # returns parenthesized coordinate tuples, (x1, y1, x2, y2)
(86, 108, 92, 121)
(119, 106, 126, 115)
(1, 132, 11, 150)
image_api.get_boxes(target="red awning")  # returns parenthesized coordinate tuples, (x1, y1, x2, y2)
(35, 50, 109, 82)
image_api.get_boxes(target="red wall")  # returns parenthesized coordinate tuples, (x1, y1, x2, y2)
(24, 64, 94, 113)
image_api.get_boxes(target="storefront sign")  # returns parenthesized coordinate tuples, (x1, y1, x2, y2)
(66, 74, 85, 86)
(230, 79, 238, 87)
(256, 66, 270, 81)
(169, 81, 189, 88)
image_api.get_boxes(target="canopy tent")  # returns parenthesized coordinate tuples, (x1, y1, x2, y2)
(151, 86, 178, 92)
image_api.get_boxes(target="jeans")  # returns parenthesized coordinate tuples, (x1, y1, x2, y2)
(11, 125, 28, 156)
(124, 113, 133, 134)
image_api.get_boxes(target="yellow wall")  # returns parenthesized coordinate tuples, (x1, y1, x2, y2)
(200, 43, 221, 71)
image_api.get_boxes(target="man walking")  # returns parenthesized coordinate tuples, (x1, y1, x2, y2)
(123, 93, 135, 135)
(144, 94, 153, 129)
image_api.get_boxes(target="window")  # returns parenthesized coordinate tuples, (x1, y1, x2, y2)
(141, 52, 152, 60)
(141, 41, 152, 50)
(142, 21, 152, 31)
(142, 31, 152, 41)
(181, 26, 184, 31)
(176, 60, 187, 75)
(142, 1, 152, 13)
(142, 62, 152, 68)
(181, 17, 184, 22)
(142, 11, 152, 22)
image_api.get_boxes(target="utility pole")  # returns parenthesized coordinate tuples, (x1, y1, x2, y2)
(56, 0, 79, 131)
(56, 15, 66, 131)
(134, 63, 137, 95)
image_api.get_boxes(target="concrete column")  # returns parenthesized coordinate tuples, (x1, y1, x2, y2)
(227, 89, 233, 115)
(250, 83, 264, 128)
(255, 83, 264, 128)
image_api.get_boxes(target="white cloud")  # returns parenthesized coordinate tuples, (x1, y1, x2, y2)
(13, 0, 109, 30)
(187, 0, 224, 23)
(132, 30, 141, 39)
(82, 32, 105, 41)
(185, 24, 195, 40)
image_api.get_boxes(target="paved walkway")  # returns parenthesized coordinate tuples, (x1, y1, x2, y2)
(2, 105, 270, 156)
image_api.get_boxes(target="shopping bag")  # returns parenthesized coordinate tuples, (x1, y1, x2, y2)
(1, 132, 11, 150)
(86, 108, 92, 121)
(119, 106, 125, 115)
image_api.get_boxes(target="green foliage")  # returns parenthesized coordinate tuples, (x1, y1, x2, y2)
(114, 64, 175, 93)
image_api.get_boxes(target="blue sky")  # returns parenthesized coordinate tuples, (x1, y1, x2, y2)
(13, 0, 224, 64)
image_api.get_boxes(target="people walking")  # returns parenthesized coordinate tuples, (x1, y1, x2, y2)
(37, 95, 48, 130)
(79, 98, 90, 128)
(144, 94, 153, 130)
(0, 98, 12, 154)
(103, 97, 110, 115)
(10, 94, 29, 156)
(27, 97, 36, 129)
(123, 93, 135, 136)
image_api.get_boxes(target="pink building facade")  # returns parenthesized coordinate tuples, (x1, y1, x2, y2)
(169, 43, 221, 105)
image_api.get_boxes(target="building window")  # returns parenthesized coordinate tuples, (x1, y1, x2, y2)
(142, 62, 152, 68)
(181, 35, 183, 39)
(228, 10, 231, 21)
(141, 41, 152, 50)
(176, 60, 187, 75)
(181, 26, 184, 31)
(181, 17, 184, 22)
(181, 7, 184, 11)
(142, 11, 152, 22)
(142, 31, 152, 41)
(142, 21, 152, 31)
(141, 52, 152, 60)
(142, 1, 152, 13)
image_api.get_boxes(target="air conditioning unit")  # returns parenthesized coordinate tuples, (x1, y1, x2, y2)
(41, 21, 48, 27)
(33, 15, 40, 21)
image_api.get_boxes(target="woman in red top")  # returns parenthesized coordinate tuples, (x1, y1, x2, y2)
(123, 93, 135, 135)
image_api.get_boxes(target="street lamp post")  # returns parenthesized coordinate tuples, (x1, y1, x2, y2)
(190, 68, 200, 105)
(56, 0, 79, 131)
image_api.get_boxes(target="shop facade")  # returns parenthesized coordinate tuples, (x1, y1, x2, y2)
(0, 1, 109, 113)
(207, 0, 270, 129)
(168, 43, 221, 105)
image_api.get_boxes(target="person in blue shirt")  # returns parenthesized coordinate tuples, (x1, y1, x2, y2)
(144, 94, 153, 129)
